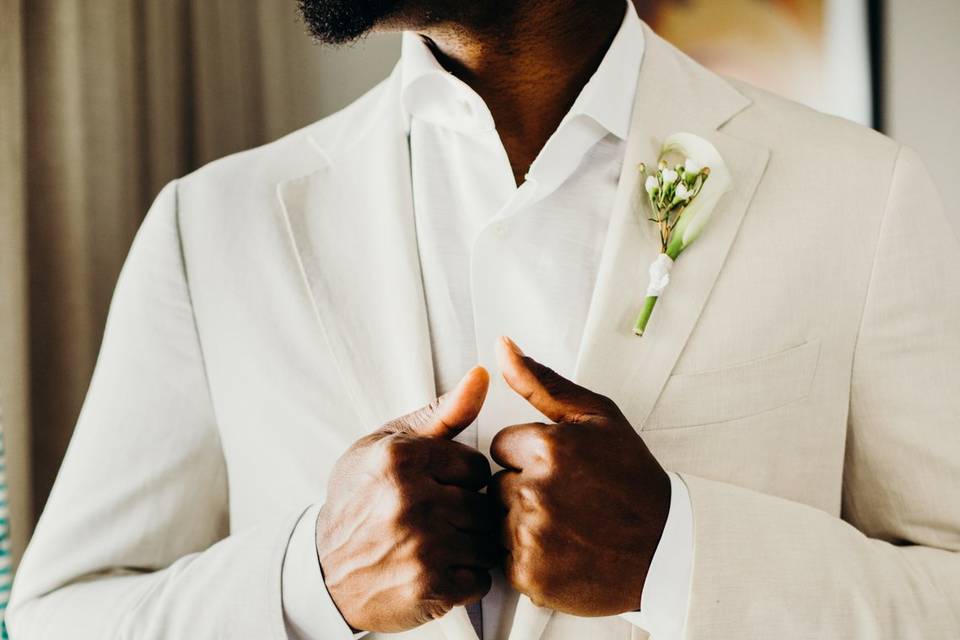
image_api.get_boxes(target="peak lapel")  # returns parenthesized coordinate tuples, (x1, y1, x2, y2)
(276, 73, 436, 430)
(575, 24, 771, 429)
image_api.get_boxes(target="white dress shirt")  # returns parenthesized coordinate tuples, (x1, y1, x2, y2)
(282, 3, 692, 639)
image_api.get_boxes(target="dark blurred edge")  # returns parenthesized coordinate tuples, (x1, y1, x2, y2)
(868, 0, 885, 132)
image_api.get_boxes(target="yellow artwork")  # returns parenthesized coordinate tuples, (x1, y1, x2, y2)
(636, 0, 873, 125)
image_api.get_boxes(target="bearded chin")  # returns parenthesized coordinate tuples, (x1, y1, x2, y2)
(298, 0, 405, 44)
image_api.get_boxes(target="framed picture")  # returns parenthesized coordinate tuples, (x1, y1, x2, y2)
(635, 0, 879, 128)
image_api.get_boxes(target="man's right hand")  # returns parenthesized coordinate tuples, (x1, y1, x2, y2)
(316, 366, 495, 633)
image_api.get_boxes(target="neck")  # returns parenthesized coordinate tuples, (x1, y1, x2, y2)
(419, 0, 625, 185)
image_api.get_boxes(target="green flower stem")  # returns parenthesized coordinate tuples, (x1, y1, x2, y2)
(633, 245, 681, 336)
(633, 295, 658, 336)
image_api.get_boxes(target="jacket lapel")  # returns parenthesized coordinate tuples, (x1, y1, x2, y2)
(277, 67, 479, 640)
(575, 24, 771, 430)
(276, 70, 437, 430)
(512, 26, 772, 640)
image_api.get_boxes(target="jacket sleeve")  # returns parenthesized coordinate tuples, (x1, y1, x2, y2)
(680, 146, 960, 639)
(8, 182, 304, 639)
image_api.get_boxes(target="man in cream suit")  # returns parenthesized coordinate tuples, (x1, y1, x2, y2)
(9, 0, 960, 638)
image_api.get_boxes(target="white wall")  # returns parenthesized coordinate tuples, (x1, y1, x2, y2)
(254, 21, 401, 141)
(885, 0, 960, 216)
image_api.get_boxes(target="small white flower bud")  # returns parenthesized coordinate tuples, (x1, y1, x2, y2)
(684, 158, 702, 174)
(675, 182, 691, 200)
(661, 169, 678, 185)
(645, 175, 659, 194)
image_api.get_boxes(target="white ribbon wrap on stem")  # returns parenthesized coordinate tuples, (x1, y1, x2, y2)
(645, 252, 674, 297)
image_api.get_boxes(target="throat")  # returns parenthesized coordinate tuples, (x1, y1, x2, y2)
(419, 0, 625, 186)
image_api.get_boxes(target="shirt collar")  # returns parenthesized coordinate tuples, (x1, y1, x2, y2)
(399, 0, 644, 139)
(400, 31, 495, 133)
(566, 0, 643, 141)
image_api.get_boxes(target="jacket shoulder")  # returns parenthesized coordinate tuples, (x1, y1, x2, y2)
(177, 69, 396, 194)
(725, 77, 898, 164)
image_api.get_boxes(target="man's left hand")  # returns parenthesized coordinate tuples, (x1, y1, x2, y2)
(489, 336, 671, 617)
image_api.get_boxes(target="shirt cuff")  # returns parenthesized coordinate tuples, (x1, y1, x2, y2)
(618, 471, 693, 640)
(282, 503, 365, 640)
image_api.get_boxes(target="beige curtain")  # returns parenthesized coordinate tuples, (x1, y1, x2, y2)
(1, 0, 32, 569)
(0, 0, 399, 564)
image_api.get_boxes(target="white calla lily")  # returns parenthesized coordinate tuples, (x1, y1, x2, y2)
(633, 132, 733, 336)
(661, 132, 732, 255)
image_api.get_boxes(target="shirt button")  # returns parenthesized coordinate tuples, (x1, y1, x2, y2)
(493, 221, 508, 237)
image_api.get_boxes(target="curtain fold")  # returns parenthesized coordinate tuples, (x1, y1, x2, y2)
(0, 0, 32, 568)
(25, 2, 146, 524)
(0, 0, 399, 563)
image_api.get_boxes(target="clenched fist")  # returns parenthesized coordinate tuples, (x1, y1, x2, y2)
(489, 337, 671, 617)
(316, 367, 497, 633)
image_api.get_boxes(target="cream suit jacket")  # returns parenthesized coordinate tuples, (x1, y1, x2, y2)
(9, 22, 960, 640)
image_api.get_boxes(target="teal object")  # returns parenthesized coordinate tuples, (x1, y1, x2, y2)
(0, 424, 10, 639)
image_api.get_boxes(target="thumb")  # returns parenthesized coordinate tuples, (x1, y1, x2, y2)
(496, 336, 612, 424)
(394, 366, 490, 439)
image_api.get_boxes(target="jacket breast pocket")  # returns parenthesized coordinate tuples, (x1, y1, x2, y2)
(643, 338, 821, 430)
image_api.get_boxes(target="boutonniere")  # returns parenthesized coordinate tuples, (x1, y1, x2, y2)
(633, 132, 732, 335)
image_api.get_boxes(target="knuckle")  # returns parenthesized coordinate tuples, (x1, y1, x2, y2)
(353, 433, 383, 451)
(532, 428, 564, 469)
(396, 493, 431, 533)
(396, 397, 441, 435)
(381, 435, 423, 474)
(506, 557, 536, 593)
(515, 519, 540, 550)
(517, 484, 543, 512)
(415, 568, 447, 601)
(518, 512, 551, 551)
(415, 601, 449, 625)
(411, 397, 442, 430)
(425, 395, 443, 415)
(389, 501, 414, 532)
(380, 416, 407, 434)
(540, 435, 560, 467)
(381, 437, 406, 468)
(408, 577, 432, 605)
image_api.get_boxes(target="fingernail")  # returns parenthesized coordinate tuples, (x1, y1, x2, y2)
(501, 336, 524, 356)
